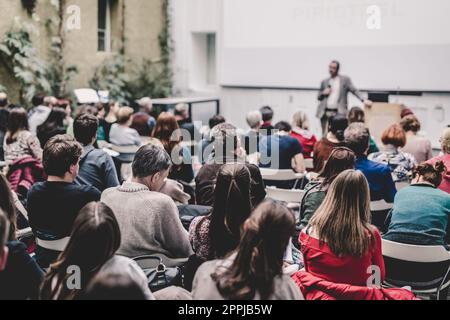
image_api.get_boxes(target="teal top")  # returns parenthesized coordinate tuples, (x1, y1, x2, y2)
(383, 184, 450, 246)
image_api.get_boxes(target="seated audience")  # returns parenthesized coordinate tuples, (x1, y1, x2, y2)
(3, 107, 42, 164)
(36, 107, 67, 148)
(313, 113, 347, 172)
(427, 127, 450, 194)
(28, 95, 52, 133)
(27, 135, 101, 268)
(131, 97, 156, 137)
(344, 123, 397, 202)
(294, 147, 356, 247)
(300, 170, 385, 286)
(109, 107, 141, 147)
(101, 144, 192, 259)
(174, 103, 199, 141)
(98, 100, 120, 142)
(259, 106, 275, 136)
(348, 106, 379, 154)
(192, 200, 303, 300)
(199, 115, 226, 164)
(290, 110, 317, 159)
(369, 124, 417, 183)
(195, 123, 266, 207)
(40, 202, 153, 300)
(190, 164, 253, 261)
(243, 110, 262, 156)
(153, 112, 194, 184)
(400, 115, 433, 163)
(384, 162, 450, 246)
(73, 113, 119, 192)
(82, 273, 148, 300)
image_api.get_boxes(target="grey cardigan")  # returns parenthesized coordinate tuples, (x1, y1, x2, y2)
(101, 182, 193, 259)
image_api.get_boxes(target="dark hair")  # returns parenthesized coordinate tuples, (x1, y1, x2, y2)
(131, 113, 152, 136)
(41, 202, 121, 300)
(381, 124, 406, 148)
(37, 107, 67, 146)
(6, 107, 29, 144)
(209, 115, 226, 129)
(213, 200, 295, 300)
(32, 95, 44, 107)
(82, 273, 146, 300)
(348, 107, 365, 124)
(274, 121, 292, 133)
(43, 135, 83, 177)
(344, 123, 370, 156)
(260, 106, 274, 122)
(132, 144, 172, 179)
(208, 164, 253, 259)
(0, 174, 16, 241)
(400, 115, 421, 133)
(319, 147, 356, 187)
(74, 113, 99, 146)
(413, 161, 446, 187)
(0, 96, 8, 108)
(76, 105, 99, 118)
(329, 113, 348, 141)
(331, 60, 340, 72)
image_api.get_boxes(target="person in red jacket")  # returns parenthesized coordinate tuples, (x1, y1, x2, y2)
(299, 169, 385, 287)
(290, 110, 317, 159)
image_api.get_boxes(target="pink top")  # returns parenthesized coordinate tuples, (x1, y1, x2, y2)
(428, 154, 450, 194)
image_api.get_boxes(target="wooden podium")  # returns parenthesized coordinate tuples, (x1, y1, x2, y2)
(365, 103, 402, 148)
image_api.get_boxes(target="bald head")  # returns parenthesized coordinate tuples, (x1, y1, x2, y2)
(138, 97, 153, 113)
(0, 93, 8, 108)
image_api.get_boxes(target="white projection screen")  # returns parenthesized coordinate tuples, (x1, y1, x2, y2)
(221, 0, 450, 91)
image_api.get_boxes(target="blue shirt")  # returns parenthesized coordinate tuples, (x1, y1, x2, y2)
(355, 156, 397, 202)
(259, 134, 303, 170)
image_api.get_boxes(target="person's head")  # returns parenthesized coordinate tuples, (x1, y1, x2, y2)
(174, 103, 189, 120)
(41, 202, 121, 300)
(274, 121, 291, 133)
(0, 92, 8, 108)
(344, 123, 370, 157)
(43, 135, 83, 180)
(0, 174, 17, 242)
(104, 100, 120, 119)
(318, 147, 356, 187)
(44, 96, 58, 108)
(412, 161, 446, 187)
(329, 60, 340, 77)
(6, 107, 29, 144)
(31, 94, 45, 107)
(309, 169, 374, 257)
(152, 112, 181, 153)
(209, 115, 226, 130)
(131, 144, 172, 191)
(440, 127, 450, 154)
(292, 110, 310, 130)
(400, 107, 414, 119)
(0, 210, 10, 272)
(37, 107, 66, 133)
(209, 164, 253, 258)
(328, 113, 348, 142)
(116, 107, 134, 126)
(74, 113, 99, 146)
(83, 273, 146, 300)
(381, 124, 406, 148)
(211, 123, 240, 159)
(400, 115, 421, 134)
(246, 111, 262, 130)
(260, 106, 274, 123)
(213, 200, 295, 300)
(138, 97, 153, 114)
(348, 107, 365, 124)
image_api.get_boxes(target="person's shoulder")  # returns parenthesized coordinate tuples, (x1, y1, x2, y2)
(73, 184, 101, 198)
(7, 240, 27, 254)
(367, 157, 390, 171)
(28, 181, 46, 194)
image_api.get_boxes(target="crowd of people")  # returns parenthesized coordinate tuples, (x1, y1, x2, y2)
(0, 91, 449, 300)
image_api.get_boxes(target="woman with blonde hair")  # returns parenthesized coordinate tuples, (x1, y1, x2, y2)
(300, 169, 385, 286)
(290, 110, 317, 159)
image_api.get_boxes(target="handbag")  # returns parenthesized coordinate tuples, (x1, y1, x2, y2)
(133, 255, 184, 292)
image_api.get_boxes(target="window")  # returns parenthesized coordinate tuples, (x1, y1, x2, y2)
(98, 0, 112, 52)
(191, 33, 217, 89)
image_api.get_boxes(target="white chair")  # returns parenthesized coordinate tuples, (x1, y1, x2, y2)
(382, 239, 450, 299)
(370, 200, 394, 212)
(304, 158, 314, 170)
(259, 168, 305, 181)
(266, 187, 306, 203)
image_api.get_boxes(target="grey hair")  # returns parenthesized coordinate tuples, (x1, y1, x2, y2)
(344, 123, 370, 156)
(132, 144, 172, 178)
(441, 127, 450, 154)
(211, 123, 239, 155)
(246, 111, 262, 129)
(292, 110, 310, 130)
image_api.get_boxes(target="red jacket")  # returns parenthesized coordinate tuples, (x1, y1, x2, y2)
(292, 271, 418, 300)
(7, 157, 45, 197)
(290, 128, 317, 159)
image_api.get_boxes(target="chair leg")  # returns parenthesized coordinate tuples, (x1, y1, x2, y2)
(437, 286, 450, 300)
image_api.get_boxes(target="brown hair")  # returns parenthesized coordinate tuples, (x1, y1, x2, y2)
(152, 112, 181, 154)
(43, 135, 83, 177)
(0, 174, 17, 241)
(309, 170, 375, 257)
(318, 147, 356, 187)
(213, 200, 295, 300)
(400, 115, 421, 133)
(412, 161, 446, 187)
(348, 107, 366, 124)
(381, 124, 406, 148)
(6, 107, 29, 144)
(116, 107, 134, 125)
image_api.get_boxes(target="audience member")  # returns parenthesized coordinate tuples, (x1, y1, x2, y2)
(36, 107, 67, 148)
(369, 124, 417, 183)
(344, 123, 397, 202)
(200, 115, 226, 163)
(27, 135, 101, 268)
(28, 95, 52, 133)
(101, 144, 193, 259)
(109, 107, 142, 147)
(82, 272, 147, 300)
(348, 106, 379, 154)
(243, 111, 262, 156)
(384, 162, 450, 246)
(260, 106, 274, 135)
(427, 127, 450, 194)
(400, 115, 433, 163)
(98, 100, 120, 142)
(192, 200, 303, 300)
(174, 103, 199, 141)
(131, 97, 156, 137)
(290, 110, 317, 159)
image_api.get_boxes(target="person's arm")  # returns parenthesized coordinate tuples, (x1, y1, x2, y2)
(291, 139, 305, 173)
(347, 77, 372, 107)
(382, 167, 397, 203)
(371, 228, 386, 283)
(102, 153, 120, 189)
(317, 80, 329, 101)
